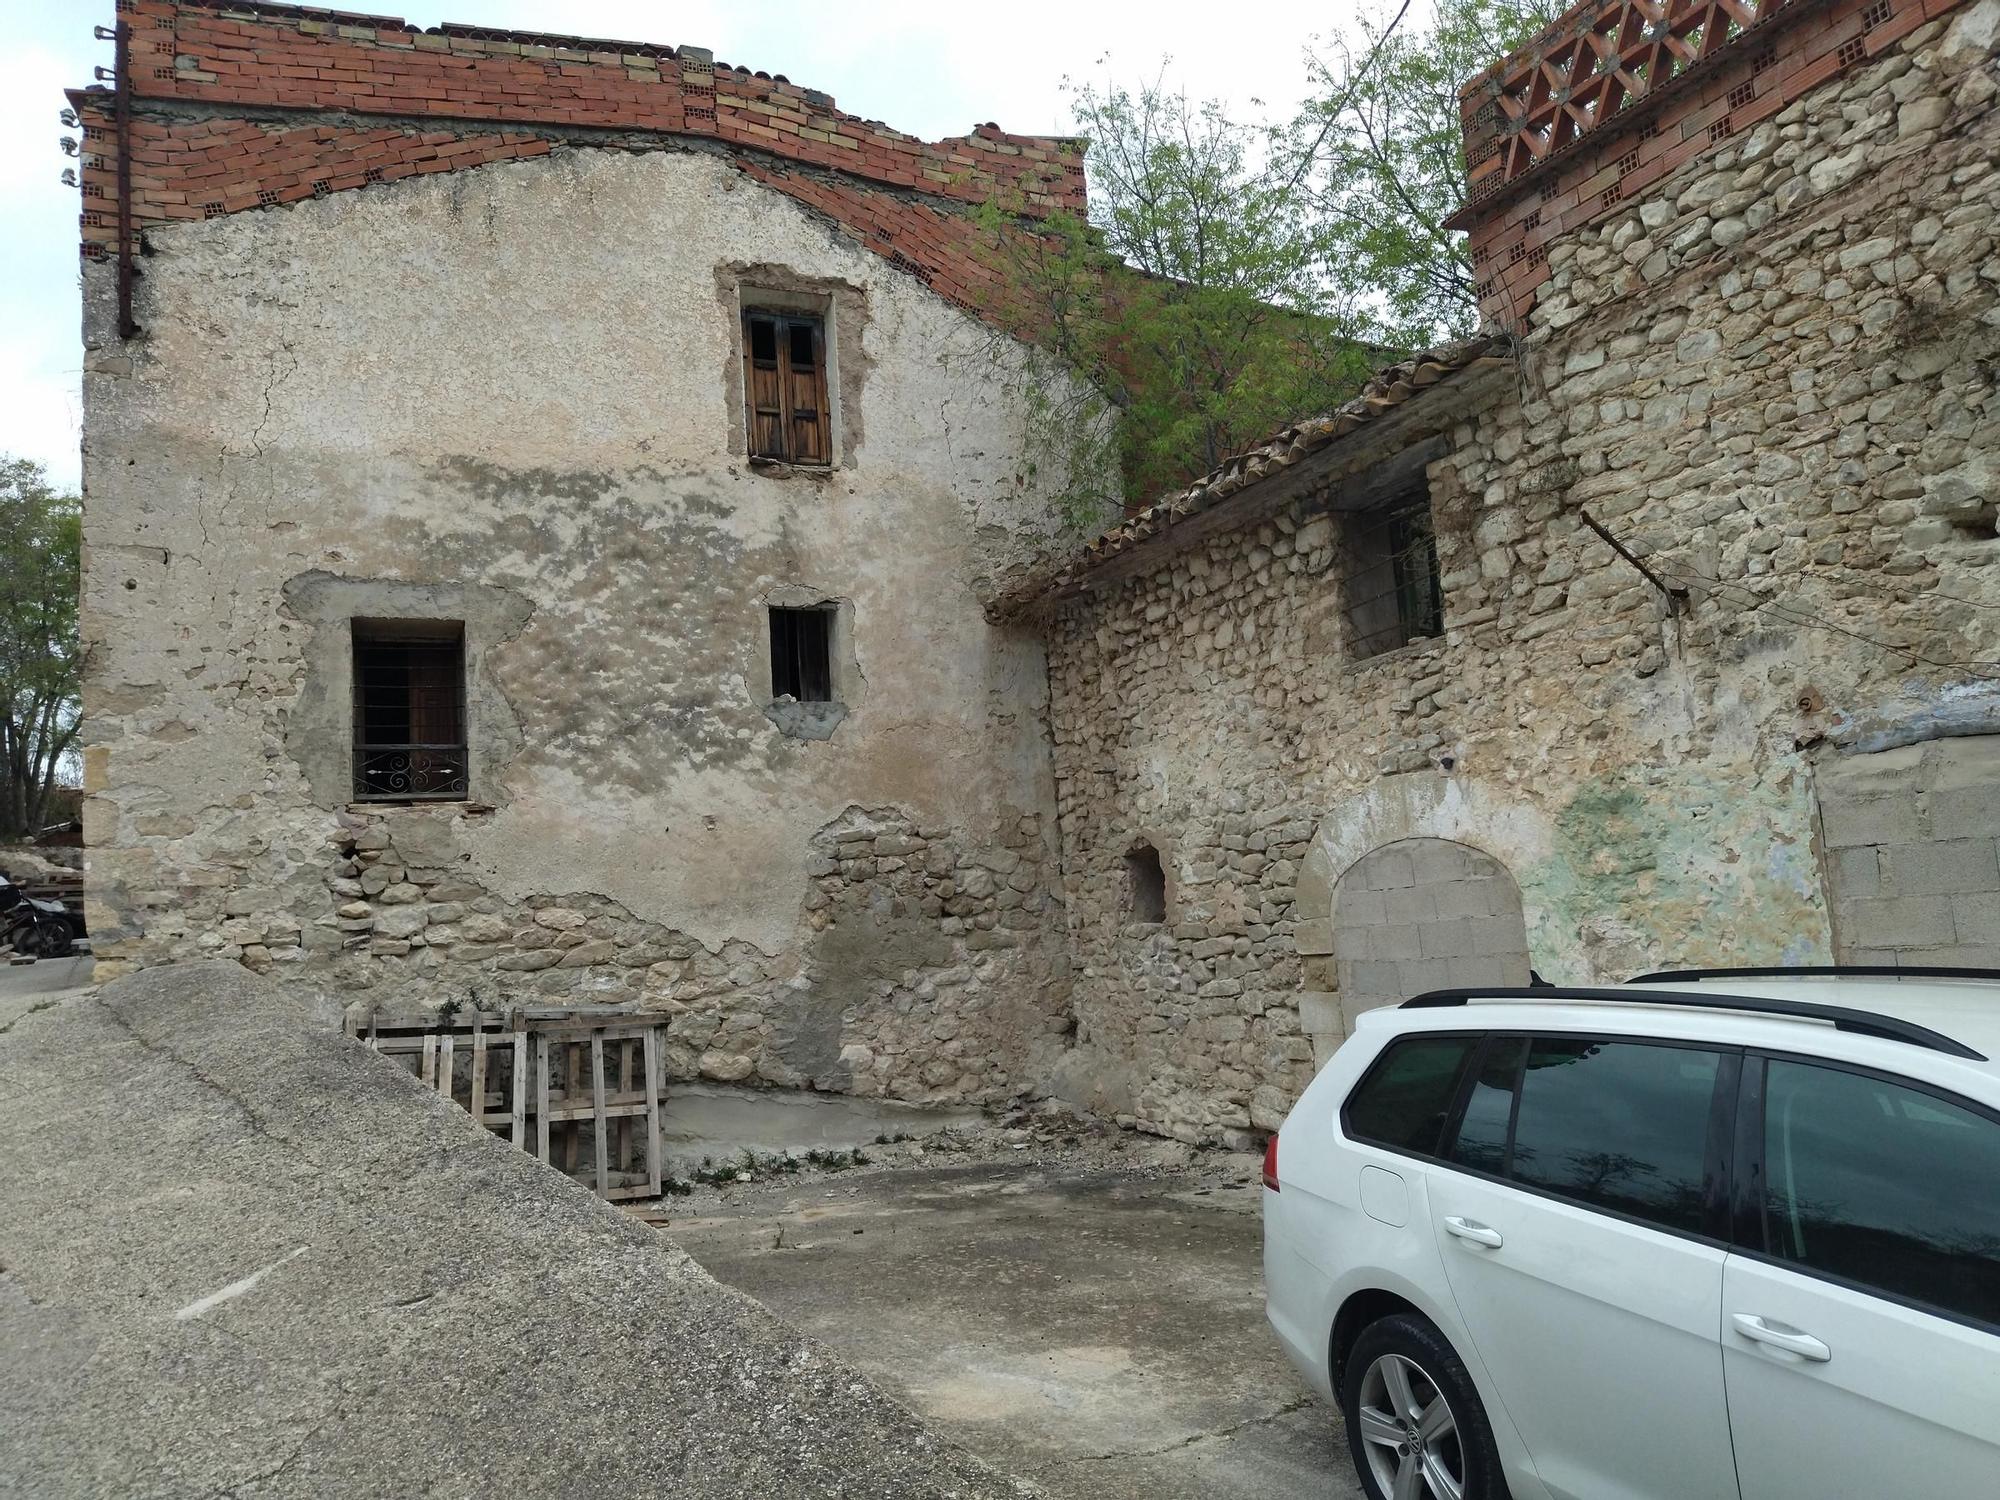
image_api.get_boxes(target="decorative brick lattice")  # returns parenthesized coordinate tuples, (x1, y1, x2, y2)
(1461, 0, 1795, 192)
(1524, 208, 1542, 231)
(1617, 147, 1641, 175)
(1710, 117, 1734, 141)
(1753, 48, 1778, 73)
(1602, 183, 1622, 209)
(1862, 0, 1893, 27)
(1728, 80, 1756, 109)
(1838, 37, 1868, 66)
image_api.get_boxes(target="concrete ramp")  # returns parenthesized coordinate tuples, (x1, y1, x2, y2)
(0, 962, 1029, 1498)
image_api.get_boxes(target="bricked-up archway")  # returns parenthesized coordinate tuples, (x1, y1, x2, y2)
(1330, 839, 1532, 1032)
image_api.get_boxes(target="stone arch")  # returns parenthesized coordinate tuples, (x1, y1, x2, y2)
(1295, 774, 1553, 1063)
(1329, 838, 1531, 1033)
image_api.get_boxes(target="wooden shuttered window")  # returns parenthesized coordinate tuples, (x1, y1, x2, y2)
(743, 310, 831, 465)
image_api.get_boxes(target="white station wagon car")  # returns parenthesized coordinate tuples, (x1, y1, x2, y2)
(1262, 967, 2000, 1500)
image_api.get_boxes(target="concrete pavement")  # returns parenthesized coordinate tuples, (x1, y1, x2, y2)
(0, 962, 1029, 1499)
(667, 1154, 1358, 1499)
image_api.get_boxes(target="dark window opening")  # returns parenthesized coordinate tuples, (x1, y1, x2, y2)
(769, 606, 835, 703)
(743, 308, 830, 465)
(1126, 843, 1167, 923)
(1342, 487, 1444, 658)
(352, 621, 467, 801)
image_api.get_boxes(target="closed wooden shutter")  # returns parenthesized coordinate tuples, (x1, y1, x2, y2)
(743, 310, 831, 464)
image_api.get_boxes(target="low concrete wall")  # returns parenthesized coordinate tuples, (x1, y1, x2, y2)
(0, 962, 1026, 1499)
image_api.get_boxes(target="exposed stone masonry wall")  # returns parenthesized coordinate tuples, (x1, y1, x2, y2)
(291, 804, 1068, 1099)
(1043, 8, 2000, 1141)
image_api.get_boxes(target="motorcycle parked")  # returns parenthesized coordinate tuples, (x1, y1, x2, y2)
(0, 873, 76, 959)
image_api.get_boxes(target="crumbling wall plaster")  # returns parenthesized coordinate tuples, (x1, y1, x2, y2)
(82, 145, 1075, 1102)
(1044, 14, 2000, 1141)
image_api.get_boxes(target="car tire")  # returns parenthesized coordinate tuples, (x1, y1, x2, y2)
(1341, 1312, 1509, 1500)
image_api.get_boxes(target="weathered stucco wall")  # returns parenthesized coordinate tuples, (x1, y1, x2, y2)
(1043, 9, 2000, 1142)
(81, 145, 1076, 1101)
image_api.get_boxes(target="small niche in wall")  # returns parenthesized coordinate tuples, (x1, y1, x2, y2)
(1126, 842, 1167, 924)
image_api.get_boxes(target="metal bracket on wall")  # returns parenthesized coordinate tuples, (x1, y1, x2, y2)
(95, 21, 141, 340)
(1578, 508, 1691, 615)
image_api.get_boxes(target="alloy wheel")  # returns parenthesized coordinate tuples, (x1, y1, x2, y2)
(1356, 1351, 1465, 1500)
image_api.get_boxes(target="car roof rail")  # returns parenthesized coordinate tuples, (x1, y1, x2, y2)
(1399, 985, 1988, 1062)
(1634, 964, 2000, 984)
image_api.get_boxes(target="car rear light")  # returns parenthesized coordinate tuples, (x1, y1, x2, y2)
(1262, 1133, 1280, 1192)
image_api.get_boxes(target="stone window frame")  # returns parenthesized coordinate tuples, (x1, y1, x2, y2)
(755, 584, 863, 741)
(717, 269, 869, 475)
(280, 572, 533, 815)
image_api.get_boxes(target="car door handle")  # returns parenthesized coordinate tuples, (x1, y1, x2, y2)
(1732, 1313, 1831, 1362)
(1442, 1216, 1505, 1249)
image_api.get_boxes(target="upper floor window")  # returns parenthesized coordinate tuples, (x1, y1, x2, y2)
(743, 309, 830, 465)
(1343, 487, 1444, 658)
(352, 621, 467, 801)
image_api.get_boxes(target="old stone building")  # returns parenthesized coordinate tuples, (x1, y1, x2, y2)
(999, 0, 2000, 1139)
(74, 0, 2000, 1144)
(72, 0, 1093, 1102)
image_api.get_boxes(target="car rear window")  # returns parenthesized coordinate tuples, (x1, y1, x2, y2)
(1343, 1035, 1478, 1155)
(1760, 1059, 2000, 1328)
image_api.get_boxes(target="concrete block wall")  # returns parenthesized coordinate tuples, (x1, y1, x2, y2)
(1331, 838, 1532, 1032)
(1820, 736, 2000, 965)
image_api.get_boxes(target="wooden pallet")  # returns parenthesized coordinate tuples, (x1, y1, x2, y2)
(357, 1007, 664, 1201)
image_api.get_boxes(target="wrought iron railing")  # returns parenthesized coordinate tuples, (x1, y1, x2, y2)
(353, 744, 469, 801)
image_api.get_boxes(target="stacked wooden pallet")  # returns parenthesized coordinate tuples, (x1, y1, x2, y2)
(356, 1005, 665, 1201)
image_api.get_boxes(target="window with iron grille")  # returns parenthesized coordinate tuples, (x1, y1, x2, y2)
(743, 309, 831, 465)
(769, 606, 835, 703)
(351, 622, 468, 800)
(1342, 488, 1445, 659)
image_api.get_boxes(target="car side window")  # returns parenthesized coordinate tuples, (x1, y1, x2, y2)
(1508, 1038, 1722, 1235)
(1343, 1035, 1479, 1155)
(1447, 1036, 1525, 1175)
(1759, 1058, 2000, 1328)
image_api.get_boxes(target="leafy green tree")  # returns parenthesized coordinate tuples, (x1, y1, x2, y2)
(971, 77, 1375, 525)
(1298, 0, 1566, 345)
(0, 457, 82, 842)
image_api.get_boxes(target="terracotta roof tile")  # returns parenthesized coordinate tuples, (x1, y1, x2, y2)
(984, 333, 1518, 620)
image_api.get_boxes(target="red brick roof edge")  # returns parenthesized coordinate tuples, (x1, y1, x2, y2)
(72, 0, 1086, 329)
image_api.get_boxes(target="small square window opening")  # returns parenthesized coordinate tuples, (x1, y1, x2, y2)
(743, 309, 831, 465)
(352, 621, 468, 800)
(769, 606, 835, 703)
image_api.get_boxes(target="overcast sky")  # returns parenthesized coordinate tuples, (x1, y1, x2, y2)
(1, 0, 1368, 492)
